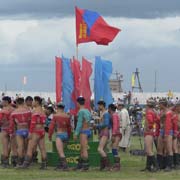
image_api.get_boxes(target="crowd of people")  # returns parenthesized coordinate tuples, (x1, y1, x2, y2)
(0, 94, 132, 171)
(0, 93, 180, 173)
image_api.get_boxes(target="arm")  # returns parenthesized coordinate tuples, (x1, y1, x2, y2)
(74, 111, 83, 136)
(9, 114, 15, 135)
(48, 117, 56, 139)
(29, 115, 37, 133)
(173, 115, 178, 138)
(67, 117, 71, 137)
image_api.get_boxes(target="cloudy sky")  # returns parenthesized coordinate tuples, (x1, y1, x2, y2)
(0, 0, 180, 92)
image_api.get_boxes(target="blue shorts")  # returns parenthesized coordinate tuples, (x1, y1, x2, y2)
(56, 132, 68, 142)
(160, 129, 173, 136)
(80, 129, 92, 139)
(16, 129, 29, 138)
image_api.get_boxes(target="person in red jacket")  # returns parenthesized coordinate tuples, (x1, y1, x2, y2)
(21, 96, 47, 170)
(9, 97, 31, 167)
(157, 99, 174, 171)
(0, 96, 16, 168)
(48, 102, 71, 171)
(142, 99, 157, 172)
(108, 104, 121, 171)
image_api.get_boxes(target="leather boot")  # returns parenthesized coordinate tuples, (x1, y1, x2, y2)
(164, 155, 173, 172)
(74, 158, 83, 170)
(174, 153, 180, 170)
(11, 156, 18, 167)
(156, 154, 163, 170)
(111, 157, 120, 171)
(32, 151, 38, 163)
(141, 156, 151, 171)
(21, 156, 32, 169)
(2, 156, 9, 168)
(39, 158, 47, 170)
(61, 157, 68, 171)
(81, 159, 89, 171)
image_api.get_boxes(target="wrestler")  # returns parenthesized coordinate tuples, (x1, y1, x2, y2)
(0, 96, 17, 168)
(108, 104, 121, 171)
(73, 96, 91, 171)
(157, 99, 174, 171)
(9, 97, 31, 167)
(96, 100, 111, 171)
(172, 101, 180, 169)
(48, 102, 71, 170)
(21, 96, 47, 169)
(141, 99, 157, 172)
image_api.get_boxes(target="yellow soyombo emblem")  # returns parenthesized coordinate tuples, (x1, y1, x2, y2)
(66, 156, 79, 164)
(79, 22, 87, 39)
(67, 144, 90, 151)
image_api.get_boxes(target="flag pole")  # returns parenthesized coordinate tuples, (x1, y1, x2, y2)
(76, 44, 79, 60)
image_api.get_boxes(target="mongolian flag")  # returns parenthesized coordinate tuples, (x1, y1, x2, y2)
(81, 57, 92, 110)
(55, 56, 62, 103)
(76, 7, 121, 45)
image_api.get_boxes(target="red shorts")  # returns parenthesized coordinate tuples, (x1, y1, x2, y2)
(112, 133, 122, 139)
(32, 129, 45, 139)
(99, 129, 109, 139)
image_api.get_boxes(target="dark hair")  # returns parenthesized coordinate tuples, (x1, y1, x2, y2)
(98, 100, 106, 107)
(47, 106, 54, 113)
(16, 97, 25, 105)
(57, 103, 65, 109)
(77, 97, 85, 105)
(34, 96, 42, 105)
(2, 96, 11, 104)
(108, 104, 116, 111)
(25, 96, 33, 102)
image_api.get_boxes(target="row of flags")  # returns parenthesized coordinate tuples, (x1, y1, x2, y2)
(55, 56, 113, 113)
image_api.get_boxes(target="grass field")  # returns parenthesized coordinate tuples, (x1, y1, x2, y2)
(0, 136, 179, 180)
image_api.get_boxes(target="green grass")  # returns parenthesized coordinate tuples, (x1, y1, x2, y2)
(0, 136, 179, 180)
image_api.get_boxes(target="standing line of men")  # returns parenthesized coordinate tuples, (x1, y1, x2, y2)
(143, 98, 180, 172)
(0, 95, 128, 171)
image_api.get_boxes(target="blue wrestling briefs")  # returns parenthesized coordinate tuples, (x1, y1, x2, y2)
(56, 132, 69, 142)
(16, 129, 29, 138)
(80, 129, 92, 138)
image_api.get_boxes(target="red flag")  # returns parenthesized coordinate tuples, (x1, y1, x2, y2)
(81, 57, 92, 110)
(71, 58, 81, 115)
(76, 7, 121, 45)
(55, 56, 62, 103)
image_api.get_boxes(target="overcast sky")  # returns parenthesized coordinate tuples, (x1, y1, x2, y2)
(0, 0, 180, 92)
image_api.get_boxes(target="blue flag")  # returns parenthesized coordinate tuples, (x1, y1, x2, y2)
(94, 56, 113, 109)
(62, 56, 75, 112)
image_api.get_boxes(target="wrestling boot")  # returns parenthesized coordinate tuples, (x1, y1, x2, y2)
(111, 157, 120, 171)
(32, 151, 38, 163)
(164, 155, 173, 172)
(20, 156, 31, 169)
(2, 156, 9, 168)
(39, 159, 47, 170)
(61, 158, 69, 171)
(74, 158, 83, 170)
(81, 159, 89, 171)
(16, 157, 24, 168)
(163, 156, 168, 169)
(149, 156, 158, 172)
(103, 157, 110, 171)
(156, 154, 163, 170)
(11, 155, 18, 168)
(140, 156, 151, 172)
(174, 153, 180, 170)
(99, 157, 105, 171)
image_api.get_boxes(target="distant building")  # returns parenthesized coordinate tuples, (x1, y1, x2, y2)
(109, 79, 123, 93)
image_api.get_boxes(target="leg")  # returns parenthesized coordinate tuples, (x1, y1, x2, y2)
(38, 136, 47, 170)
(80, 133, 89, 171)
(157, 136, 164, 169)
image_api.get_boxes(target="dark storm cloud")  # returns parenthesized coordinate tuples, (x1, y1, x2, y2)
(0, 0, 180, 19)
